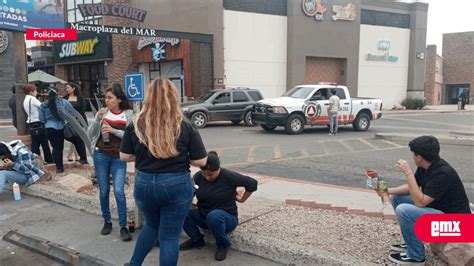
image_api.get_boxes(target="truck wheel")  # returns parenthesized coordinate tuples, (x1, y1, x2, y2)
(260, 124, 277, 132)
(285, 114, 305, 134)
(353, 113, 371, 131)
(191, 112, 207, 128)
(244, 111, 254, 126)
(231, 120, 241, 125)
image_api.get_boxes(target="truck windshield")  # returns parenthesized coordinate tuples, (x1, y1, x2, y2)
(197, 92, 214, 102)
(282, 87, 314, 99)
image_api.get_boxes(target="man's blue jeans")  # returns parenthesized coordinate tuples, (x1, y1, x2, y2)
(93, 151, 128, 227)
(391, 195, 443, 261)
(183, 209, 238, 248)
(0, 171, 28, 194)
(129, 171, 193, 266)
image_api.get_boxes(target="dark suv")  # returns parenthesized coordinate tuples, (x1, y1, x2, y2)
(181, 88, 264, 128)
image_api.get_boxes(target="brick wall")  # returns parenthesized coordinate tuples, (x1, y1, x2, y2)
(424, 45, 436, 105)
(305, 57, 344, 85)
(54, 65, 68, 95)
(443, 32, 474, 103)
(102, 0, 139, 88)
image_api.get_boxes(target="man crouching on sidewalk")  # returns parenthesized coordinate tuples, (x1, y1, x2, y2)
(381, 136, 471, 264)
(179, 151, 258, 261)
(0, 141, 52, 195)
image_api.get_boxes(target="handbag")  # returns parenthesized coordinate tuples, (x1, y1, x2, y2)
(28, 98, 45, 136)
(63, 122, 77, 139)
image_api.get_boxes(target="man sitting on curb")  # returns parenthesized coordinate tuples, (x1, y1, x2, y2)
(0, 141, 51, 195)
(381, 136, 471, 264)
(179, 151, 258, 261)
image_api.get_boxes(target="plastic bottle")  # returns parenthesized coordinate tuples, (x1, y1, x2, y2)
(102, 124, 110, 143)
(13, 182, 21, 201)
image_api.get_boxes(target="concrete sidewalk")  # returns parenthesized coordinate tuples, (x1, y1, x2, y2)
(10, 166, 398, 265)
(384, 104, 474, 114)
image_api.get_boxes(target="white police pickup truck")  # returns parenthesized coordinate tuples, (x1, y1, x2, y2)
(252, 84, 383, 134)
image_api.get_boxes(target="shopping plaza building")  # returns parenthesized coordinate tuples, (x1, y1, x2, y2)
(0, 0, 430, 115)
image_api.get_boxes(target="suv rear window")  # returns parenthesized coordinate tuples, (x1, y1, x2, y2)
(233, 91, 249, 102)
(247, 91, 263, 101)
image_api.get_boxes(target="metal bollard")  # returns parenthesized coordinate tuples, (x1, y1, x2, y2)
(458, 97, 463, 111)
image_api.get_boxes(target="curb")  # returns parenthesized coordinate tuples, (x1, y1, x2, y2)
(375, 133, 474, 146)
(451, 131, 474, 137)
(19, 181, 375, 265)
(229, 231, 367, 265)
(285, 199, 397, 221)
(2, 230, 113, 266)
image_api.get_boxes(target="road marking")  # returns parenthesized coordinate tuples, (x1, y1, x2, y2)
(223, 145, 406, 168)
(383, 117, 474, 129)
(380, 139, 404, 148)
(301, 149, 310, 157)
(359, 138, 381, 150)
(211, 148, 225, 156)
(338, 140, 355, 152)
(247, 146, 256, 163)
(274, 144, 281, 159)
(373, 125, 454, 133)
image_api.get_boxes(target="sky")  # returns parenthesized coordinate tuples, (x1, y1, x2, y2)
(422, 0, 474, 55)
(26, 0, 474, 56)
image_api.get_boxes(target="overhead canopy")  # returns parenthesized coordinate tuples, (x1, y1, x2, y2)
(28, 70, 67, 84)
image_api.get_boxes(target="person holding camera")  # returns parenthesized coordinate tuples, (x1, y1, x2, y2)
(179, 151, 258, 261)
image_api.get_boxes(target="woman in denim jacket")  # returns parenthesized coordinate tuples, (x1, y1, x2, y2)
(40, 88, 87, 173)
(87, 85, 134, 242)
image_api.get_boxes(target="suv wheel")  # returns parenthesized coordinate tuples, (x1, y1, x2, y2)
(191, 112, 207, 128)
(285, 114, 305, 135)
(261, 124, 276, 132)
(244, 111, 254, 126)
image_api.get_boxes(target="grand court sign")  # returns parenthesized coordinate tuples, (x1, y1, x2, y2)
(78, 4, 147, 22)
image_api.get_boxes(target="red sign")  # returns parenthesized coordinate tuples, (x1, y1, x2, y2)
(414, 214, 474, 243)
(26, 29, 77, 41)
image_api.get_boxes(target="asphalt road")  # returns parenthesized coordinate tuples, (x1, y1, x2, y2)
(1, 111, 473, 201)
(195, 112, 474, 202)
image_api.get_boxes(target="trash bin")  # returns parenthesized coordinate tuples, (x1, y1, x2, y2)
(458, 97, 463, 110)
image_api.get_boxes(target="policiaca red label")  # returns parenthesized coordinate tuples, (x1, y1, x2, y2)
(26, 29, 77, 41)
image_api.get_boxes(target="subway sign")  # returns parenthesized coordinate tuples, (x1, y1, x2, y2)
(59, 37, 99, 59)
(53, 32, 112, 64)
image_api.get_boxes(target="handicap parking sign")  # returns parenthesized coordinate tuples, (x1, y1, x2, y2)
(125, 73, 144, 101)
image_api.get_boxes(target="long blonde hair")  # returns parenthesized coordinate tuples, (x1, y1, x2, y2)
(133, 78, 183, 158)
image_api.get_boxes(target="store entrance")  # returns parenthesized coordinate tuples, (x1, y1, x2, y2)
(445, 84, 470, 104)
(67, 62, 108, 110)
(149, 60, 184, 102)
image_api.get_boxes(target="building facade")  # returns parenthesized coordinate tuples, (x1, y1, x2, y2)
(442, 31, 473, 105)
(42, 0, 429, 109)
(424, 45, 443, 105)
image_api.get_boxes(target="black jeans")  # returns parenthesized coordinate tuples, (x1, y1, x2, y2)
(65, 135, 88, 162)
(30, 130, 54, 163)
(46, 128, 65, 171)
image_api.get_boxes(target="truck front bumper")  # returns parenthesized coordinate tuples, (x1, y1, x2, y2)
(252, 112, 288, 126)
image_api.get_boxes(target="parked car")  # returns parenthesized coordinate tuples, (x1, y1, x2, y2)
(181, 88, 264, 128)
(252, 84, 383, 134)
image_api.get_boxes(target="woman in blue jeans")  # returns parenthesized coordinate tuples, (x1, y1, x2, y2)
(120, 78, 207, 266)
(88, 85, 134, 241)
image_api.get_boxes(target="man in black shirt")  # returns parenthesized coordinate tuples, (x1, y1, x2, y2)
(179, 151, 258, 261)
(383, 136, 471, 265)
